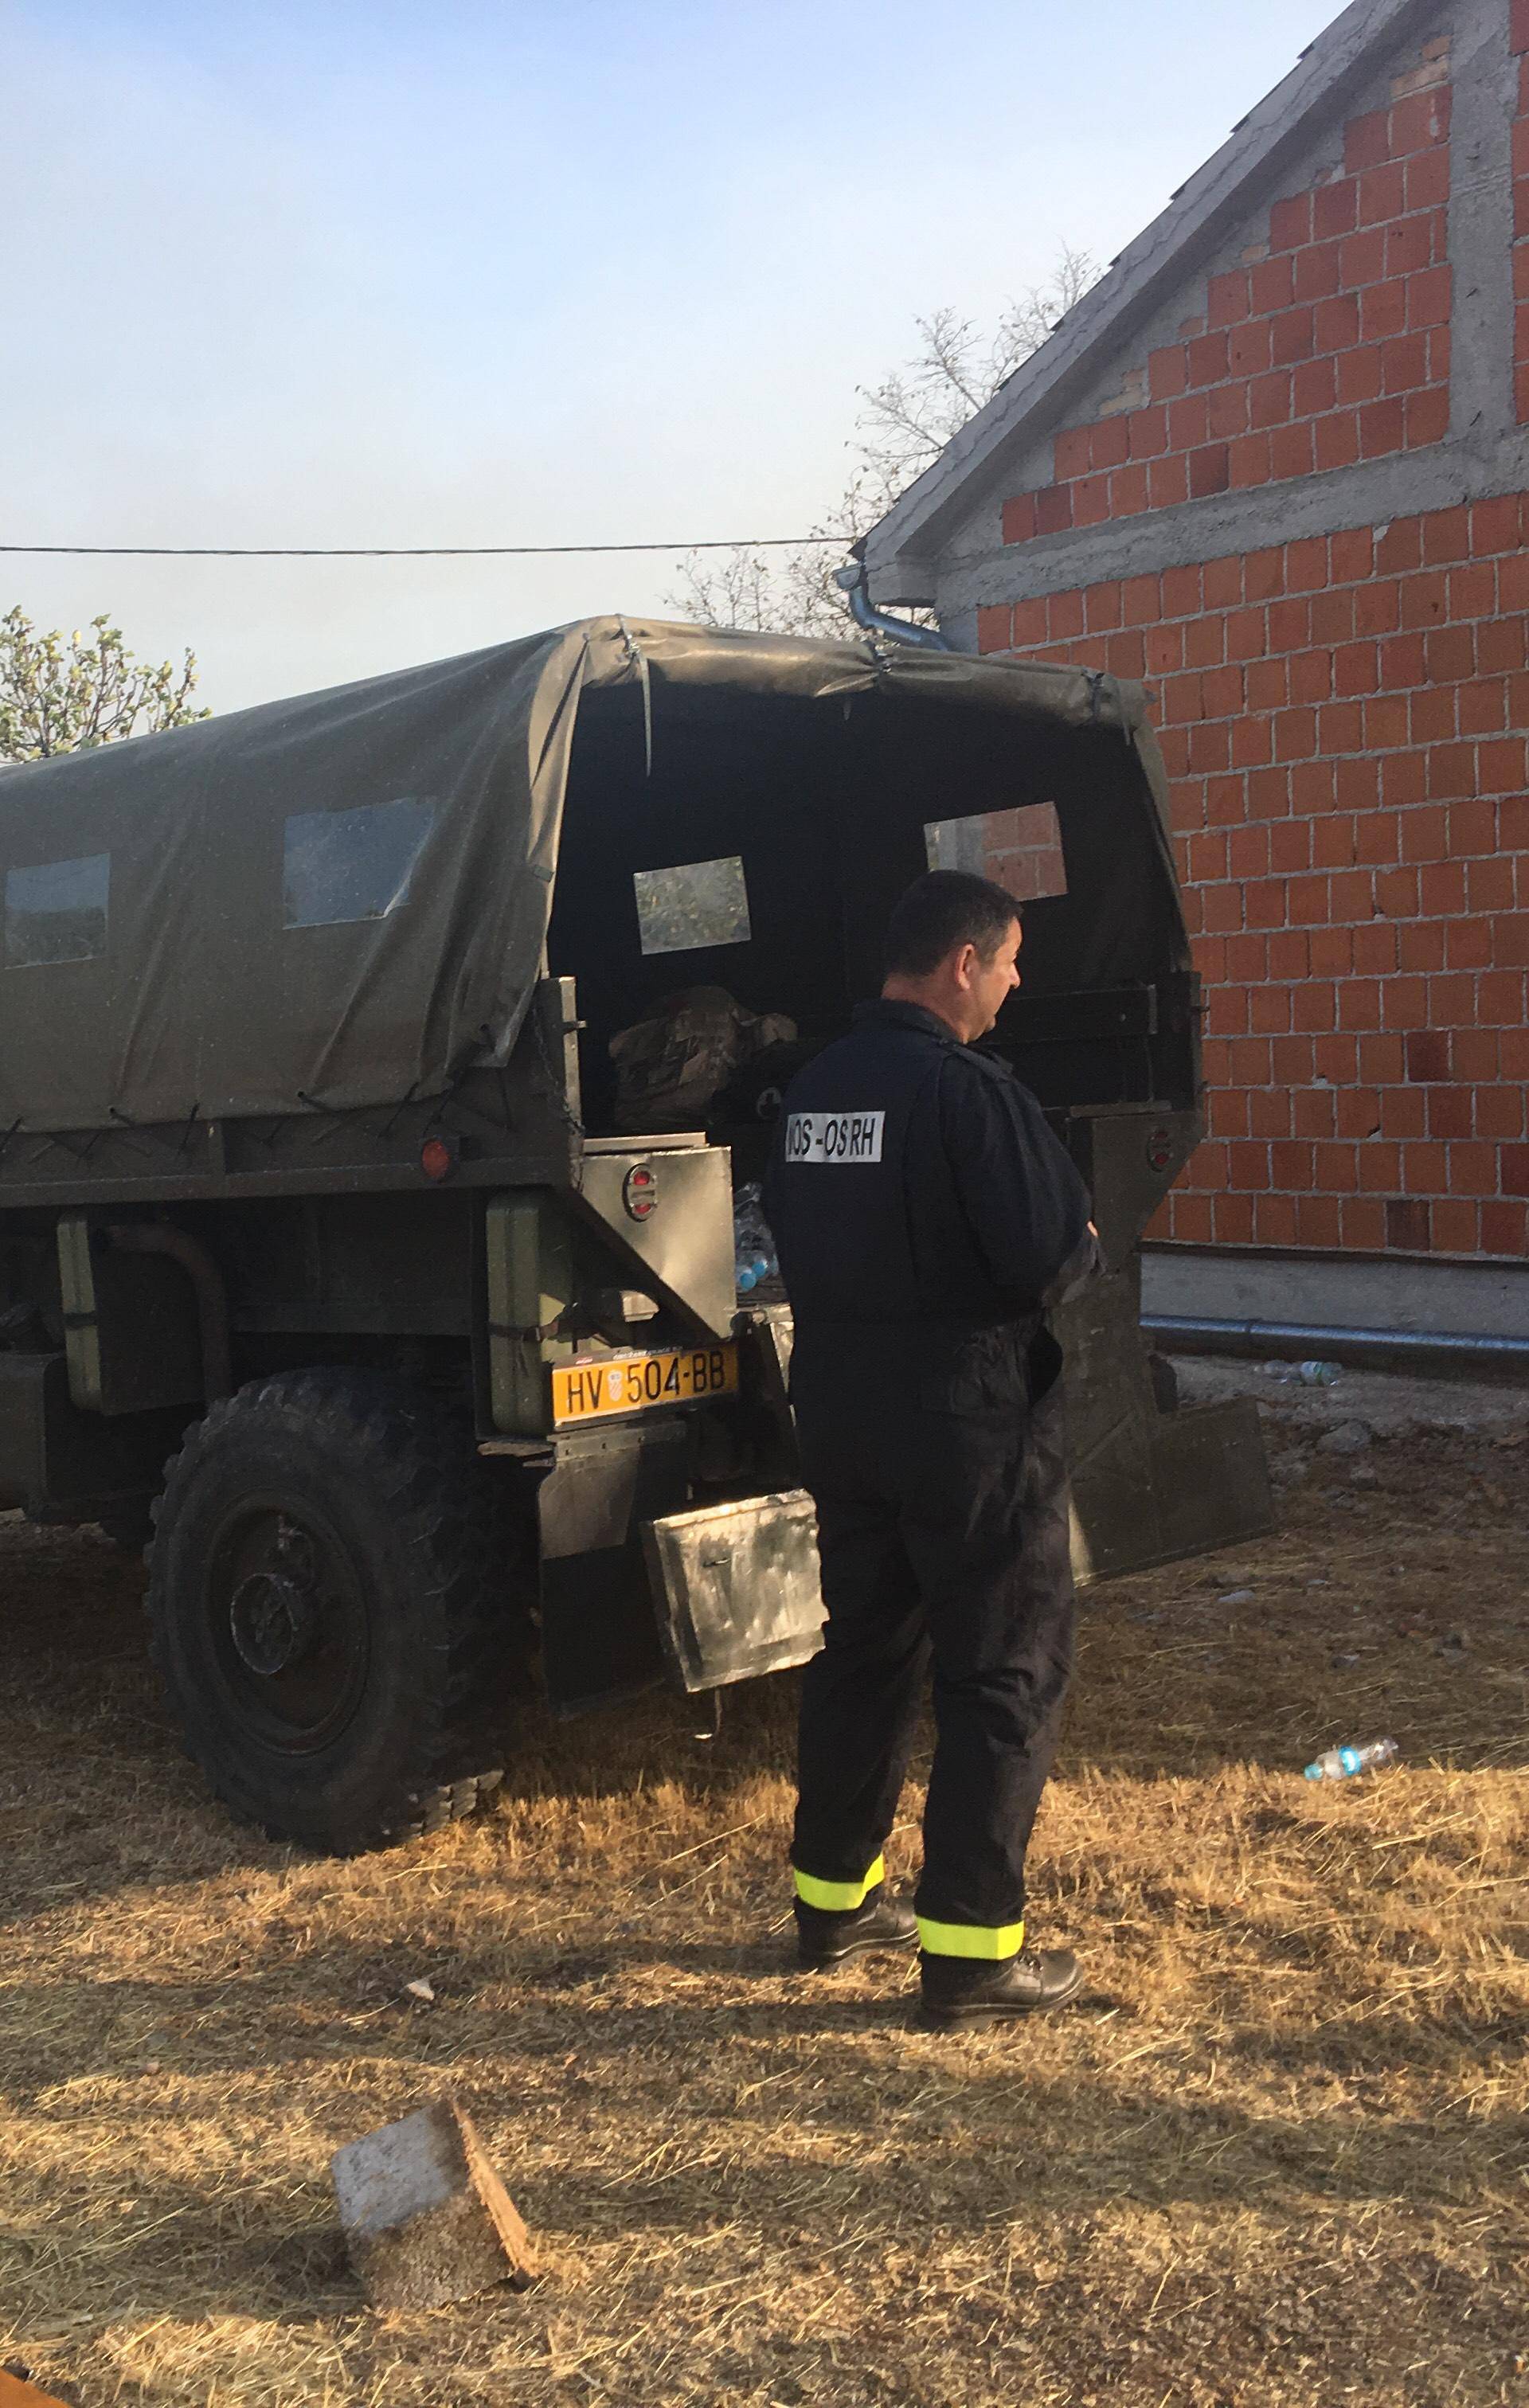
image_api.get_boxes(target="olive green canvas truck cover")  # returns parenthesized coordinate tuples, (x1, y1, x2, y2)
(0, 618, 1184, 1133)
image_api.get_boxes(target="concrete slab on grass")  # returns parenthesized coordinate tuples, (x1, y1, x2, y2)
(331, 2097, 535, 2312)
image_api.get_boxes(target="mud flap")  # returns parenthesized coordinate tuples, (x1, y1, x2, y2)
(1059, 1260, 1273, 1581)
(1069, 1395, 1273, 1583)
(537, 1417, 690, 1714)
(643, 1488, 824, 1693)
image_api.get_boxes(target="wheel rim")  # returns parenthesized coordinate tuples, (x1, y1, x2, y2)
(204, 1492, 370, 1754)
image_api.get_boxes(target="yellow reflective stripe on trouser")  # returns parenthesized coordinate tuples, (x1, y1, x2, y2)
(916, 1916, 1025, 1960)
(792, 1855, 885, 1913)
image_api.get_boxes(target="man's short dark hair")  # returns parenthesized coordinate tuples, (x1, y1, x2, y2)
(884, 870, 1020, 979)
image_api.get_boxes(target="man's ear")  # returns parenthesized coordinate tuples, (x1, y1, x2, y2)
(952, 941, 976, 990)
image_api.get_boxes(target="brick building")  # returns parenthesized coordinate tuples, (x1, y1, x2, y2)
(863, 0, 1529, 1344)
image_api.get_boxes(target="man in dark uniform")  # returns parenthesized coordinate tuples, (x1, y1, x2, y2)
(764, 869, 1100, 2030)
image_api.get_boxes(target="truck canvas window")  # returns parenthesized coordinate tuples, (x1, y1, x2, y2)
(925, 802, 1068, 901)
(633, 855, 751, 956)
(282, 796, 434, 928)
(4, 852, 111, 967)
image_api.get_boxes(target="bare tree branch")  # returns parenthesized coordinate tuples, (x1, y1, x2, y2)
(666, 247, 1096, 639)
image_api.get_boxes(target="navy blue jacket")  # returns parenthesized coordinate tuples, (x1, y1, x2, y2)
(764, 1000, 1096, 1335)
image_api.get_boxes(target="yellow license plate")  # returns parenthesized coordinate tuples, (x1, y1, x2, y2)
(551, 1343, 740, 1425)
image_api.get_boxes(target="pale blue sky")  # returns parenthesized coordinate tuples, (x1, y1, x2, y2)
(6, 0, 1339, 711)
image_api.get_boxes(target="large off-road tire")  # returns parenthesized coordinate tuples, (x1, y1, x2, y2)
(147, 1370, 527, 1853)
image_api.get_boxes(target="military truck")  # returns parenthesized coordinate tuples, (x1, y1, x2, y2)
(0, 617, 1269, 1851)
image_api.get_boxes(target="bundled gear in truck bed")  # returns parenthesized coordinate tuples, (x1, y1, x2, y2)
(608, 987, 796, 1133)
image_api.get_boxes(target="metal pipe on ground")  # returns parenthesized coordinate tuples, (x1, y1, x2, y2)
(1143, 1313, 1529, 1384)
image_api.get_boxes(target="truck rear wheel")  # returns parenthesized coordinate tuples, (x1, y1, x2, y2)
(147, 1369, 524, 1853)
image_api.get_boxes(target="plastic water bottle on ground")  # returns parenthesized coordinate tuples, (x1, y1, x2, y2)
(1297, 1360, 1340, 1386)
(1303, 1737, 1399, 1782)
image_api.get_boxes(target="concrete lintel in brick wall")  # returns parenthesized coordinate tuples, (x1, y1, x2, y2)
(1447, 0, 1518, 446)
(865, 0, 1441, 596)
(929, 423, 1529, 625)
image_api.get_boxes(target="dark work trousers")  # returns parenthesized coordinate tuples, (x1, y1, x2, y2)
(789, 1320, 1076, 1953)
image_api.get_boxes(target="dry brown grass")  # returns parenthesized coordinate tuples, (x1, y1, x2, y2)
(1, 1409, 1526, 2407)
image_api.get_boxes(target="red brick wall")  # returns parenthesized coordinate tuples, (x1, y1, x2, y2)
(999, 45, 1452, 544)
(979, 498, 1529, 1259)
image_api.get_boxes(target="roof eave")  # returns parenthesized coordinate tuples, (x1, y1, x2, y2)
(863, 0, 1439, 604)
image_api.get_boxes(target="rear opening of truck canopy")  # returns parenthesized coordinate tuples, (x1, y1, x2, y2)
(0, 618, 1187, 1137)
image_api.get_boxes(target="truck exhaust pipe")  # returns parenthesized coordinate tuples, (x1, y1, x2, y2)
(108, 1222, 234, 1401)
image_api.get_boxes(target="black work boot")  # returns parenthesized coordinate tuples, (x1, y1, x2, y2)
(917, 1945, 1083, 2028)
(795, 1886, 918, 1971)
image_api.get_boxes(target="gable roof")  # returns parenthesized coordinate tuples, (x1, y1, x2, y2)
(862, 0, 1438, 602)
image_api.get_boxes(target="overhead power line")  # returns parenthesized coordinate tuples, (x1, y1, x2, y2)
(0, 533, 845, 560)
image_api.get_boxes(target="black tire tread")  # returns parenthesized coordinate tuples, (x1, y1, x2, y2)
(147, 1369, 526, 1851)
